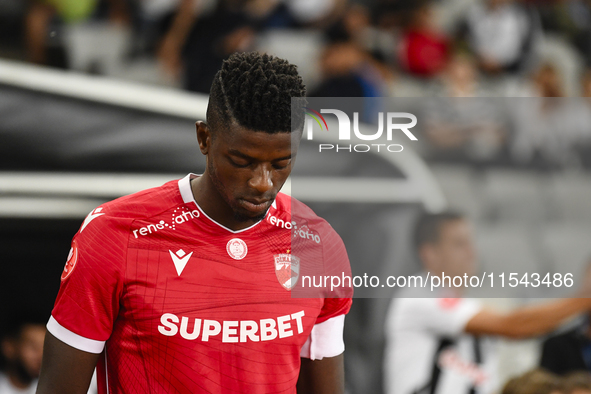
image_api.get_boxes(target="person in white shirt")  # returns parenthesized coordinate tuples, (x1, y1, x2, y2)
(464, 0, 540, 75)
(384, 211, 591, 394)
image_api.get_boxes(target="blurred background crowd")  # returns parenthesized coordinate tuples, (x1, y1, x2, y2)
(2, 0, 591, 170)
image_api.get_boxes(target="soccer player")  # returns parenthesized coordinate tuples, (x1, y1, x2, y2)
(37, 52, 352, 394)
(384, 212, 591, 394)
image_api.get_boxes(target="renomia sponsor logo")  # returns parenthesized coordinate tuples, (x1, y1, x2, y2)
(132, 207, 200, 238)
(266, 214, 321, 244)
(293, 223, 321, 244)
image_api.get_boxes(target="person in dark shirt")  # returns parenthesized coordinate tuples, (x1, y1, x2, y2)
(541, 320, 591, 375)
(541, 257, 591, 375)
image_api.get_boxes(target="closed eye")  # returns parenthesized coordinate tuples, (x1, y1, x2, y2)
(273, 160, 291, 170)
(229, 158, 251, 168)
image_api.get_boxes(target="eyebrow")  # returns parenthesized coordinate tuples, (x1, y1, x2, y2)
(227, 149, 292, 162)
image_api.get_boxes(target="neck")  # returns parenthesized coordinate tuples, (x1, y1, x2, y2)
(190, 173, 259, 231)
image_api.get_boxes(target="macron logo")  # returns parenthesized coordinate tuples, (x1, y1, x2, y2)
(80, 208, 104, 232)
(169, 249, 193, 276)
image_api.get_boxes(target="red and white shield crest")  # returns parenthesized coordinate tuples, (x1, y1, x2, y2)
(274, 254, 300, 290)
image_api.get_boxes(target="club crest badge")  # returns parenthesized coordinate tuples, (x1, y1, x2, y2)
(61, 240, 78, 281)
(274, 254, 300, 290)
(226, 238, 248, 260)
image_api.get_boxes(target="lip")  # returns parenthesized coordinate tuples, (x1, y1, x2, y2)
(239, 198, 271, 214)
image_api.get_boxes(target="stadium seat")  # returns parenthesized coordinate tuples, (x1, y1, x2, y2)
(430, 164, 483, 221)
(548, 172, 591, 223)
(541, 223, 591, 280)
(481, 169, 549, 224)
(475, 223, 543, 296)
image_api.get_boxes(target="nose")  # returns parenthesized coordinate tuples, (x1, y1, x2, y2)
(248, 165, 273, 194)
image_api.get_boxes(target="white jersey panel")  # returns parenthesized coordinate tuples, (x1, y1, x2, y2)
(384, 284, 498, 394)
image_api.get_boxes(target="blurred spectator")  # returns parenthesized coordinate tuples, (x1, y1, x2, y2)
(532, 61, 565, 97)
(572, 69, 591, 168)
(420, 91, 507, 163)
(175, 0, 288, 93)
(181, 0, 255, 93)
(310, 3, 393, 103)
(462, 0, 541, 75)
(342, 4, 372, 47)
(398, 0, 450, 78)
(24, 0, 130, 68)
(312, 41, 388, 98)
(435, 51, 496, 97)
(530, 0, 591, 67)
(145, 0, 204, 77)
(0, 316, 46, 394)
(541, 258, 591, 375)
(154, 0, 348, 90)
(501, 369, 564, 394)
(384, 212, 591, 394)
(508, 62, 584, 168)
(340, 3, 395, 63)
(283, 0, 346, 28)
(313, 41, 368, 97)
(563, 372, 591, 394)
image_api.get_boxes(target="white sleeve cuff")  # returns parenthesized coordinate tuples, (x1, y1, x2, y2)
(300, 314, 345, 360)
(47, 316, 106, 354)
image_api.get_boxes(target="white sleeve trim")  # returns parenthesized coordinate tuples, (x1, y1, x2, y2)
(47, 316, 106, 354)
(300, 314, 345, 360)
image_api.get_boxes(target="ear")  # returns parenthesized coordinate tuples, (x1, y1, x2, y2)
(196, 121, 211, 155)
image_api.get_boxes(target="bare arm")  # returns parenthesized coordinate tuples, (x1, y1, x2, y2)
(158, 0, 201, 75)
(296, 354, 345, 394)
(36, 332, 100, 394)
(465, 298, 591, 339)
(25, 1, 55, 64)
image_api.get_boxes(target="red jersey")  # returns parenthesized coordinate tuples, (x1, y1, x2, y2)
(48, 174, 352, 394)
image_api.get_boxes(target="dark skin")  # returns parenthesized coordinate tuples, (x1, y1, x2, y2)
(37, 120, 346, 394)
(36, 333, 99, 394)
(192, 120, 295, 230)
(297, 355, 345, 394)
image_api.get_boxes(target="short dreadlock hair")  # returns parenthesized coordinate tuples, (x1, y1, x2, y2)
(207, 52, 307, 135)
